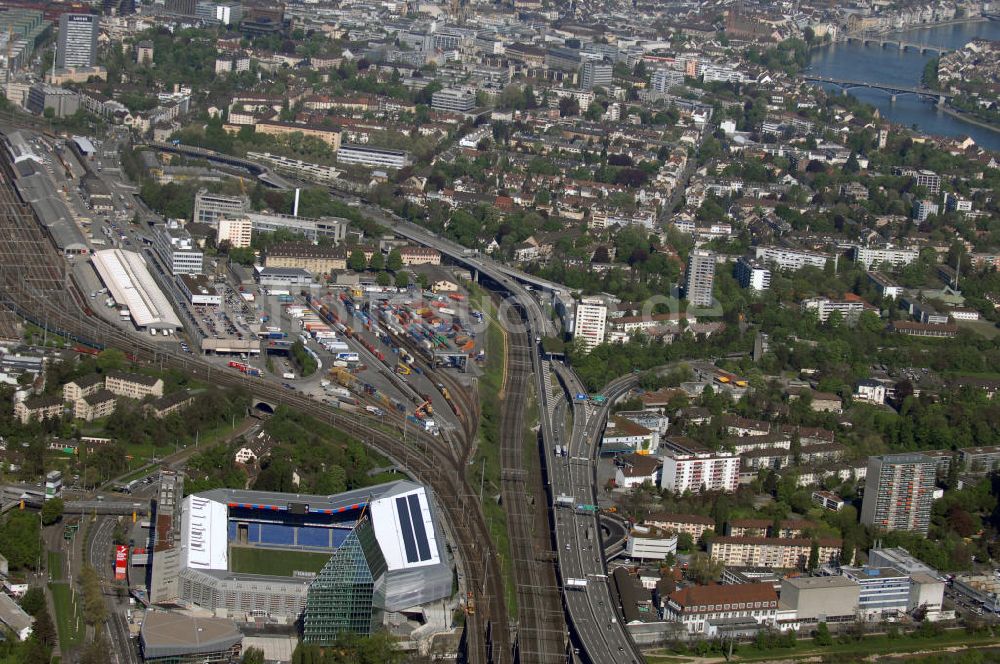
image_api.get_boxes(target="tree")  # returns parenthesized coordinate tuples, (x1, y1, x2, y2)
(80, 565, 107, 625)
(386, 249, 403, 271)
(97, 348, 126, 372)
(242, 647, 266, 664)
(348, 250, 367, 272)
(369, 252, 385, 271)
(687, 552, 723, 584)
(814, 621, 833, 646)
(677, 532, 694, 552)
(80, 633, 110, 664)
(558, 96, 580, 117)
(19, 586, 45, 616)
(394, 271, 409, 289)
(31, 604, 55, 650)
(808, 539, 819, 571)
(41, 498, 64, 525)
(376, 271, 391, 287)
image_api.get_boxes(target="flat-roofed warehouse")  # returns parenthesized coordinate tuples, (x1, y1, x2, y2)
(139, 612, 242, 663)
(91, 249, 182, 332)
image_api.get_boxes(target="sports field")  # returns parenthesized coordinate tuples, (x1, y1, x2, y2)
(229, 546, 333, 576)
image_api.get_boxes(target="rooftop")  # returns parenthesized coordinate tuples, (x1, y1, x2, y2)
(140, 612, 241, 659)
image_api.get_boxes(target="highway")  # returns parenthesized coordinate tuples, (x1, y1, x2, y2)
(355, 195, 646, 662)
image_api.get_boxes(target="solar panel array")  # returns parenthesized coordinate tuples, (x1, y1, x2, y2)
(395, 494, 432, 564)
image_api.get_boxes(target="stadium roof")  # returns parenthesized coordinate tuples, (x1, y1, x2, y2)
(91, 249, 182, 329)
(140, 613, 241, 659)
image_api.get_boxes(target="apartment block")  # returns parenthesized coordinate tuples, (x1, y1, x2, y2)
(860, 454, 935, 535)
(660, 449, 740, 494)
(105, 372, 164, 400)
(685, 249, 716, 307)
(573, 296, 607, 352)
(708, 536, 841, 569)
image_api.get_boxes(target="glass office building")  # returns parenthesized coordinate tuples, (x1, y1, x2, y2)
(303, 517, 387, 643)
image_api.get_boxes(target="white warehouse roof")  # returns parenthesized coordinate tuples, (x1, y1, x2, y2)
(91, 249, 182, 329)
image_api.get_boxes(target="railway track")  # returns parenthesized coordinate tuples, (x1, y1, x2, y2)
(496, 300, 566, 664)
(0, 155, 511, 663)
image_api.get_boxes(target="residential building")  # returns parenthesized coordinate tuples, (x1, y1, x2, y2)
(57, 14, 98, 69)
(811, 490, 846, 511)
(860, 454, 935, 535)
(660, 449, 740, 494)
(0, 593, 33, 641)
(754, 245, 830, 271)
(105, 372, 164, 400)
(854, 379, 887, 405)
(644, 513, 715, 540)
(603, 417, 658, 455)
(216, 216, 252, 249)
(727, 519, 817, 539)
(960, 446, 1000, 473)
(580, 61, 613, 90)
(852, 245, 920, 269)
(945, 193, 973, 214)
(889, 321, 959, 338)
(136, 40, 153, 65)
(63, 374, 104, 402)
(867, 271, 903, 298)
(685, 249, 716, 307)
(707, 536, 841, 569)
(779, 576, 859, 623)
(336, 144, 411, 170)
(398, 246, 441, 266)
(615, 453, 660, 488)
(14, 395, 63, 424)
(144, 391, 195, 419)
(624, 526, 678, 560)
(800, 296, 866, 324)
(841, 567, 911, 619)
(651, 68, 685, 92)
(193, 189, 248, 226)
(573, 296, 607, 352)
(265, 242, 347, 275)
(431, 88, 476, 113)
(663, 583, 778, 635)
(734, 257, 770, 292)
(914, 200, 939, 222)
(73, 389, 116, 421)
(912, 169, 941, 195)
(255, 122, 341, 149)
(153, 222, 203, 275)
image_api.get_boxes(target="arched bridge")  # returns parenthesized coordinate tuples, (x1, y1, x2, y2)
(803, 75, 953, 104)
(841, 35, 951, 55)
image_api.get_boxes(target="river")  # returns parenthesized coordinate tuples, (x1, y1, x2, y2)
(807, 19, 1000, 151)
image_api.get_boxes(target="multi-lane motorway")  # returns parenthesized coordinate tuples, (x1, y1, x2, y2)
(373, 207, 646, 662)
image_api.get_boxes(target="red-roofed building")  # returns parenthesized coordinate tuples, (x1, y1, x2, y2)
(664, 583, 778, 634)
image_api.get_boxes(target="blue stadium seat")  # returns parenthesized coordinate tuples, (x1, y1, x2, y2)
(259, 523, 294, 545)
(297, 527, 331, 548)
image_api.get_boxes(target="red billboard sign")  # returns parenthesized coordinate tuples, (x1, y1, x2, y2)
(114, 545, 128, 581)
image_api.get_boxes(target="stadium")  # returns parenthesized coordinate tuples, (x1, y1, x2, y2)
(158, 479, 453, 641)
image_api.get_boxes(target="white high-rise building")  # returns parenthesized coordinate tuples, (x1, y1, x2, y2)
(573, 297, 607, 352)
(661, 450, 740, 494)
(685, 249, 716, 307)
(734, 256, 770, 292)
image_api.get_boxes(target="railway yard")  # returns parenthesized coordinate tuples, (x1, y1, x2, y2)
(0, 126, 649, 664)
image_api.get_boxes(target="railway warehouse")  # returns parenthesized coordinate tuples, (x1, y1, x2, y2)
(90, 248, 182, 334)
